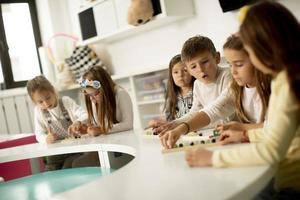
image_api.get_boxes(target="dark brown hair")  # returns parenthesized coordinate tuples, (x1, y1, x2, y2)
(223, 35, 271, 122)
(26, 75, 56, 101)
(164, 54, 195, 120)
(240, 1, 300, 106)
(83, 66, 118, 133)
(181, 35, 217, 62)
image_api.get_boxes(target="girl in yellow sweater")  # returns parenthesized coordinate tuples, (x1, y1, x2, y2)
(185, 1, 300, 197)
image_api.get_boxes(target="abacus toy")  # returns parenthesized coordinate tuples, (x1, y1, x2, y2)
(162, 129, 221, 154)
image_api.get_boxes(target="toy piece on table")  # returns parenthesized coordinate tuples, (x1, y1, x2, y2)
(144, 127, 156, 135)
(62, 124, 104, 143)
(143, 128, 213, 137)
(143, 127, 159, 138)
(61, 123, 94, 143)
(161, 142, 219, 154)
(61, 134, 92, 143)
(144, 128, 220, 139)
(162, 130, 221, 154)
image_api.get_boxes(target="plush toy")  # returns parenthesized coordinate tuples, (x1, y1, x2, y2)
(127, 0, 154, 26)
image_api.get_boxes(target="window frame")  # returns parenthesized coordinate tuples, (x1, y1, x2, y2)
(0, 0, 42, 90)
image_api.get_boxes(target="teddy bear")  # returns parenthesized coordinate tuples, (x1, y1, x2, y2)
(127, 0, 154, 26)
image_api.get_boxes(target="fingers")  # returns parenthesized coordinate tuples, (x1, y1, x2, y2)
(69, 122, 86, 137)
(47, 128, 58, 139)
(219, 129, 228, 139)
(154, 125, 166, 135)
(160, 133, 168, 149)
(158, 122, 177, 137)
(219, 133, 228, 141)
(160, 132, 173, 149)
(87, 126, 101, 137)
(185, 151, 194, 167)
(147, 120, 163, 129)
(46, 129, 58, 144)
(216, 124, 229, 132)
(185, 149, 199, 167)
(154, 122, 172, 135)
(219, 130, 238, 145)
(219, 137, 235, 145)
(158, 126, 169, 137)
(167, 135, 176, 149)
(68, 126, 71, 135)
(47, 127, 53, 134)
(160, 131, 180, 149)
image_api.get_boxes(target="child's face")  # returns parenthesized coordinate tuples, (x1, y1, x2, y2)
(172, 61, 193, 88)
(224, 49, 255, 87)
(32, 90, 57, 110)
(244, 45, 274, 75)
(185, 51, 220, 84)
(83, 87, 101, 103)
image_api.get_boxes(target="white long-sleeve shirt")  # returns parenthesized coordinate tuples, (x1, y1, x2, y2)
(202, 86, 263, 124)
(107, 86, 133, 133)
(175, 67, 232, 128)
(34, 96, 88, 143)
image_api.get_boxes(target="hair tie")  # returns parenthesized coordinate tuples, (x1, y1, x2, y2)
(239, 6, 250, 24)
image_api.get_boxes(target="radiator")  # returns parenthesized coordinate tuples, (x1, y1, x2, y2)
(0, 88, 34, 135)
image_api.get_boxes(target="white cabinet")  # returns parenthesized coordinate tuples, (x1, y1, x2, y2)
(77, 0, 194, 45)
(112, 66, 168, 128)
(93, 0, 119, 37)
(114, 0, 132, 30)
(133, 69, 168, 128)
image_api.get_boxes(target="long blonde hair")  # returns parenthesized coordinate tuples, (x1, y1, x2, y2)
(223, 35, 271, 123)
(240, 1, 300, 107)
(82, 66, 118, 133)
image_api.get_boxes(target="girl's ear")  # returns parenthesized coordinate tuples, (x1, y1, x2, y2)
(215, 52, 221, 64)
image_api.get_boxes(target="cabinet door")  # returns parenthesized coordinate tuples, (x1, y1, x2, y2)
(93, 0, 118, 37)
(114, 0, 131, 30)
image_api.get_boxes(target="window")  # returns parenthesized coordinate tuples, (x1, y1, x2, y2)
(0, 0, 42, 90)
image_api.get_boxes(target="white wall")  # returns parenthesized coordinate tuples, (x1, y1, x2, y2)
(93, 0, 240, 75)
(37, 0, 300, 76)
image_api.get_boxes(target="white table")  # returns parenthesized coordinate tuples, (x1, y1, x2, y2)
(0, 130, 276, 200)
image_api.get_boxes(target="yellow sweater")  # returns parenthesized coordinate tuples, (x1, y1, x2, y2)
(212, 70, 300, 191)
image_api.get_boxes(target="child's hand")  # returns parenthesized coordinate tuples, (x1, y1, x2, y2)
(219, 130, 249, 145)
(159, 128, 182, 149)
(154, 121, 178, 136)
(68, 121, 81, 135)
(68, 121, 88, 137)
(216, 121, 245, 132)
(87, 125, 102, 137)
(185, 147, 212, 167)
(147, 118, 166, 129)
(46, 128, 58, 144)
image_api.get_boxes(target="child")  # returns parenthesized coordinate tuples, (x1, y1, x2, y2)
(155, 35, 232, 135)
(148, 54, 195, 127)
(186, 1, 300, 197)
(26, 75, 88, 170)
(160, 35, 271, 149)
(68, 66, 134, 167)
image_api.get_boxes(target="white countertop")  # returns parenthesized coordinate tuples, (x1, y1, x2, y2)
(0, 130, 276, 200)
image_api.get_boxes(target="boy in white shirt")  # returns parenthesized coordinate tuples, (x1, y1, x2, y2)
(156, 35, 232, 135)
(160, 35, 272, 149)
